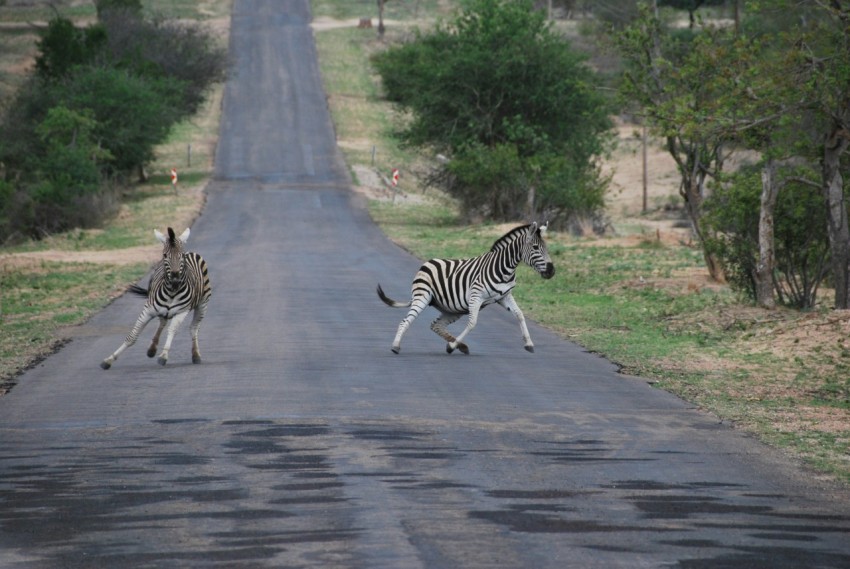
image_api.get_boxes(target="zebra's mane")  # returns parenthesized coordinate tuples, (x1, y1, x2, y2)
(490, 224, 534, 252)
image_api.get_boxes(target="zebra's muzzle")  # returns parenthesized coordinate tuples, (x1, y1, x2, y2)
(540, 262, 555, 279)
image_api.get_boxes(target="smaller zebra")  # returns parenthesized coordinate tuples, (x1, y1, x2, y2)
(377, 222, 555, 355)
(101, 227, 212, 369)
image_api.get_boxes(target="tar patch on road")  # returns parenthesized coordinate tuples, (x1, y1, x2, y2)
(1, 419, 849, 568)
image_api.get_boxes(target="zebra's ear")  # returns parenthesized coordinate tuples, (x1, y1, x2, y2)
(154, 229, 166, 243)
(178, 228, 191, 243)
(528, 222, 538, 240)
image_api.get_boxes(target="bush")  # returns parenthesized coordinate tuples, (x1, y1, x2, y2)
(703, 166, 830, 308)
(372, 0, 612, 224)
(98, 10, 229, 116)
(34, 17, 107, 80)
(0, 106, 118, 240)
(0, 10, 228, 242)
(49, 66, 186, 174)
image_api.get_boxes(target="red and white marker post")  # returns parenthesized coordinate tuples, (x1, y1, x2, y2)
(391, 168, 400, 203)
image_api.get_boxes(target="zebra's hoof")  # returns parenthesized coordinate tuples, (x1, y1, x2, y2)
(192, 355, 202, 364)
(100, 361, 111, 370)
(391, 346, 400, 354)
(446, 344, 454, 354)
(458, 343, 470, 355)
(147, 347, 156, 358)
(157, 356, 168, 366)
(525, 345, 535, 353)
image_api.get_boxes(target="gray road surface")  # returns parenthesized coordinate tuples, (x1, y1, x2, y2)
(1, 1, 849, 567)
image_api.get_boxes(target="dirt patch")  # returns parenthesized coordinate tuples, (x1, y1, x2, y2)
(0, 246, 157, 270)
(0, 182, 206, 270)
(350, 163, 430, 204)
(604, 122, 682, 218)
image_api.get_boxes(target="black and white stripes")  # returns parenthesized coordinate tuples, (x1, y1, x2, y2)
(101, 227, 212, 369)
(377, 222, 555, 355)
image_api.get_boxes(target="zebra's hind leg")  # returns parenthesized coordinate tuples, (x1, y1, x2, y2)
(147, 317, 168, 358)
(156, 311, 190, 366)
(189, 300, 209, 364)
(101, 307, 156, 370)
(391, 293, 431, 354)
(430, 313, 468, 355)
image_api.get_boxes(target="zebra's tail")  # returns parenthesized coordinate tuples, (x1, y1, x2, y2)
(377, 284, 410, 308)
(128, 284, 149, 297)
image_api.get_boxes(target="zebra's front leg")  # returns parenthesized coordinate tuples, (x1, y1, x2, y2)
(101, 307, 157, 370)
(431, 312, 468, 355)
(157, 311, 190, 366)
(189, 300, 209, 364)
(447, 300, 481, 355)
(147, 317, 168, 358)
(499, 293, 535, 353)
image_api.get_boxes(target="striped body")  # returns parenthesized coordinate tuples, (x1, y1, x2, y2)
(101, 227, 211, 369)
(377, 222, 555, 355)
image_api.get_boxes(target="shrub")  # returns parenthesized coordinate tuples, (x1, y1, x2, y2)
(372, 0, 612, 224)
(98, 10, 229, 116)
(49, 66, 185, 174)
(34, 17, 107, 80)
(0, 9, 228, 242)
(0, 106, 118, 240)
(703, 166, 830, 308)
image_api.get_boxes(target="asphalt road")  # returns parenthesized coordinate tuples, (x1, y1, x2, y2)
(1, 1, 849, 567)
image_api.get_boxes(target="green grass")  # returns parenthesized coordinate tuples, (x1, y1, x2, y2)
(0, 261, 148, 380)
(312, 0, 451, 22)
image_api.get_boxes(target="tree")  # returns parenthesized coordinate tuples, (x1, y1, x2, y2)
(34, 16, 107, 80)
(658, 0, 725, 28)
(740, 0, 850, 309)
(372, 0, 612, 226)
(615, 6, 734, 279)
(793, 1, 850, 309)
(0, 9, 228, 242)
(29, 106, 116, 234)
(51, 66, 185, 174)
(98, 10, 229, 116)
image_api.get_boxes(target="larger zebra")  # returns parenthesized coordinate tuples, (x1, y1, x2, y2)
(377, 222, 555, 355)
(101, 227, 211, 369)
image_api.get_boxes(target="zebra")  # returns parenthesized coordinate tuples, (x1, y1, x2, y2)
(377, 221, 555, 355)
(101, 227, 211, 369)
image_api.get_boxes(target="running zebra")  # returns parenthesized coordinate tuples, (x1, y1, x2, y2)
(101, 227, 211, 369)
(377, 222, 555, 355)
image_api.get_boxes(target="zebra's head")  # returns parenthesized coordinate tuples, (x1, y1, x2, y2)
(155, 227, 191, 289)
(524, 222, 555, 280)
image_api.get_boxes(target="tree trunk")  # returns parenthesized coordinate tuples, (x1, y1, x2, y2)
(526, 184, 536, 220)
(679, 163, 724, 282)
(756, 160, 779, 309)
(822, 128, 850, 308)
(377, 0, 386, 36)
